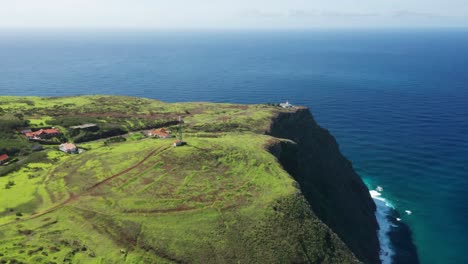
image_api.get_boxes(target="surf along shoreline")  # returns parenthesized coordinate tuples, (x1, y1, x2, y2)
(370, 186, 420, 264)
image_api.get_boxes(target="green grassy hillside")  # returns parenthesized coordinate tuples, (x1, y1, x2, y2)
(0, 96, 367, 263)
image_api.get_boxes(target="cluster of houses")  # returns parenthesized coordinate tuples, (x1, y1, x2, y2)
(10, 125, 180, 161)
(21, 128, 62, 140)
(18, 127, 79, 154)
(2, 120, 189, 170)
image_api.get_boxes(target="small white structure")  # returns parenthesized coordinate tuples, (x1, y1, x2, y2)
(280, 100, 293, 108)
(59, 143, 78, 154)
(173, 140, 185, 147)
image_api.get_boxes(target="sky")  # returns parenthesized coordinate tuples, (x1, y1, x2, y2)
(0, 0, 467, 29)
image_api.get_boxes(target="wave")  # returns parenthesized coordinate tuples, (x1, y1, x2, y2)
(370, 187, 396, 264)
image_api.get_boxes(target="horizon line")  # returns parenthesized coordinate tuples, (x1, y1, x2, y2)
(1, 25, 468, 32)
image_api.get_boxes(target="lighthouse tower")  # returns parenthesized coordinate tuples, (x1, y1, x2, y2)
(173, 116, 185, 147)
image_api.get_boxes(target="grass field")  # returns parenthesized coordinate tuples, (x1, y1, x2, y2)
(0, 96, 358, 263)
(0, 133, 299, 263)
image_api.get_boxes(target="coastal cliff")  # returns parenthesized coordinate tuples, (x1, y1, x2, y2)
(267, 107, 381, 264)
(0, 96, 380, 263)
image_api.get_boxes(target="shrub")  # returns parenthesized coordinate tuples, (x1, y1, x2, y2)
(5, 180, 15, 189)
(104, 136, 127, 145)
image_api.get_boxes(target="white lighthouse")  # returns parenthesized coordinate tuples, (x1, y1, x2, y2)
(280, 100, 293, 108)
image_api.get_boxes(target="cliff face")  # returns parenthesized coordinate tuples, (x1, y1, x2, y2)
(267, 107, 381, 264)
(0, 96, 381, 263)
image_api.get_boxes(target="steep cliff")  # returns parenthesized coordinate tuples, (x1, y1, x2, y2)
(0, 96, 381, 263)
(267, 107, 381, 264)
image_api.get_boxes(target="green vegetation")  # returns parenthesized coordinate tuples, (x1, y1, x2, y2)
(0, 96, 361, 263)
(0, 119, 31, 156)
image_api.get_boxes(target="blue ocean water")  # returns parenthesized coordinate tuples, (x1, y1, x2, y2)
(1, 29, 467, 264)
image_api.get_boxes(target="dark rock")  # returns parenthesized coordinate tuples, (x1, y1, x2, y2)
(267, 107, 381, 264)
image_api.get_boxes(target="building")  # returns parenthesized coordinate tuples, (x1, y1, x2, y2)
(59, 143, 78, 154)
(69, 124, 98, 130)
(0, 154, 9, 165)
(148, 128, 172, 138)
(280, 100, 293, 109)
(24, 128, 61, 140)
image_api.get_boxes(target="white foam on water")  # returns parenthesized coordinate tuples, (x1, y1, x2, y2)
(370, 188, 395, 264)
(376, 186, 384, 192)
(405, 210, 412, 215)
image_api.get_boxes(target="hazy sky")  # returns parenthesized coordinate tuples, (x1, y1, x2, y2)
(1, 0, 467, 29)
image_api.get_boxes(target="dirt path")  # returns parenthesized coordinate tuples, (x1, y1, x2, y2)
(0, 145, 171, 227)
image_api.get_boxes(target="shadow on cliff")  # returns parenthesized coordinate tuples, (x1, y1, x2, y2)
(266, 107, 381, 264)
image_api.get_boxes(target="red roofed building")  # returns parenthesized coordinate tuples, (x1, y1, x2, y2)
(0, 154, 9, 165)
(148, 128, 172, 139)
(24, 128, 61, 140)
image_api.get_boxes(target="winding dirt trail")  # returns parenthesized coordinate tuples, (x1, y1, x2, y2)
(0, 145, 171, 227)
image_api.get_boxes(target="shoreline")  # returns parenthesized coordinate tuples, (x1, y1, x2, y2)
(388, 210, 420, 264)
(370, 189, 394, 264)
(370, 187, 419, 264)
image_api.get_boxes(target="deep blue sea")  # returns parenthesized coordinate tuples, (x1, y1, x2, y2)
(1, 29, 467, 264)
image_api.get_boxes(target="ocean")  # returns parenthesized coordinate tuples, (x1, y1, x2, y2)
(1, 29, 467, 264)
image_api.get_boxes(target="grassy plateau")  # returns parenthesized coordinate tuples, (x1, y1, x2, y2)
(0, 96, 360, 264)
